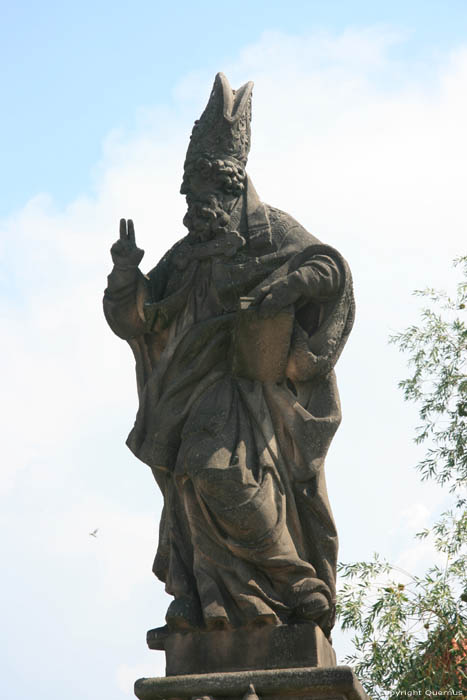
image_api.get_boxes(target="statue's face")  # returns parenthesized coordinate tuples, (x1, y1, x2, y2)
(183, 192, 230, 241)
(180, 157, 245, 239)
(184, 171, 217, 198)
(181, 157, 246, 201)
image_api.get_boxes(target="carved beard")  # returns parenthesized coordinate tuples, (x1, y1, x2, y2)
(183, 192, 231, 242)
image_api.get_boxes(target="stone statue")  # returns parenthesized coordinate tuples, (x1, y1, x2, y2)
(104, 74, 355, 649)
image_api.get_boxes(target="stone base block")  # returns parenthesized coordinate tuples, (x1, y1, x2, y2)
(159, 623, 335, 676)
(134, 666, 369, 700)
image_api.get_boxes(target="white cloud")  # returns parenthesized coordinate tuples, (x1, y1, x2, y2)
(395, 536, 446, 576)
(116, 660, 165, 696)
(44, 496, 159, 601)
(399, 502, 432, 532)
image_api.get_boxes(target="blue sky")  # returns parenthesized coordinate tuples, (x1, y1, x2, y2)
(1, 2, 466, 699)
(2, 0, 467, 215)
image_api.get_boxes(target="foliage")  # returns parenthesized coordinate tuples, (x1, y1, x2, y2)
(391, 256, 467, 498)
(336, 257, 467, 699)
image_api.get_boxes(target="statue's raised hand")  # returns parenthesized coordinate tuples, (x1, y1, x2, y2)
(110, 219, 144, 268)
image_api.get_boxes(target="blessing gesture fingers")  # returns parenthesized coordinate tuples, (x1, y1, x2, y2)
(110, 218, 145, 268)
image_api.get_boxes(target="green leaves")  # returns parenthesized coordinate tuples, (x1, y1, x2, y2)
(389, 256, 467, 496)
(338, 552, 467, 697)
(337, 257, 467, 699)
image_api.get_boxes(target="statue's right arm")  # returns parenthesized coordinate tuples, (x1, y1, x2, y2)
(103, 219, 149, 340)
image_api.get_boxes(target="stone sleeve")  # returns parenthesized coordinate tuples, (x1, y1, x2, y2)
(103, 266, 150, 339)
(289, 254, 342, 303)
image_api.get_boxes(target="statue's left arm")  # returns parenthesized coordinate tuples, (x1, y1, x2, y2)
(253, 254, 342, 319)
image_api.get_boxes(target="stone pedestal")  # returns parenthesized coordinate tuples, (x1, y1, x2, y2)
(150, 623, 336, 676)
(134, 666, 369, 700)
(138, 623, 368, 700)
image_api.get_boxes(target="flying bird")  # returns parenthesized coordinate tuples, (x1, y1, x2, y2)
(89, 529, 99, 538)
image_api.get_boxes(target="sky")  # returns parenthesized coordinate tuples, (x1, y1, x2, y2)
(1, 2, 466, 699)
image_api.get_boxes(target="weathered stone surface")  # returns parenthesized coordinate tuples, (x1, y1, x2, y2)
(134, 666, 369, 700)
(104, 69, 367, 700)
(158, 622, 336, 676)
(104, 74, 365, 700)
(104, 72, 355, 655)
(232, 299, 295, 383)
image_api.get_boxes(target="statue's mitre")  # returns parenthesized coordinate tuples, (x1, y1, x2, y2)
(184, 73, 254, 168)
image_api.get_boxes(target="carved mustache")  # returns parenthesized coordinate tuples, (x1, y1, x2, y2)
(183, 194, 231, 239)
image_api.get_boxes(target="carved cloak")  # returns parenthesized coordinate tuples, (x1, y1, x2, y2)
(103, 179, 355, 630)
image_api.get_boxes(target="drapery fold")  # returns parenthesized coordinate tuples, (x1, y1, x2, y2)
(103, 179, 354, 632)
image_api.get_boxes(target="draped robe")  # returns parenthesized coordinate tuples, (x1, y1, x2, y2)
(103, 180, 355, 632)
